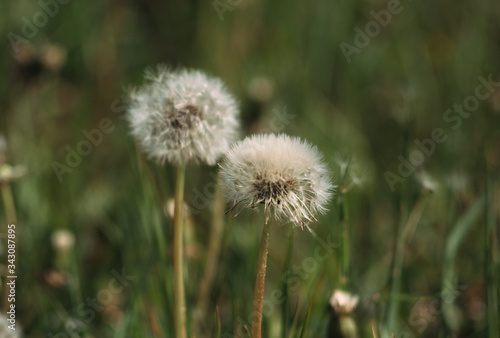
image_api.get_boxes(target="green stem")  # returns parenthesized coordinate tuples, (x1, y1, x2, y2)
(251, 221, 272, 338)
(193, 182, 225, 336)
(337, 158, 353, 291)
(1, 182, 17, 224)
(173, 164, 187, 338)
(442, 195, 485, 332)
(386, 198, 426, 334)
(486, 175, 499, 338)
(339, 192, 350, 291)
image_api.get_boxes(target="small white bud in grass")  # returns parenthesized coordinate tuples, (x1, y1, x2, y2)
(219, 134, 333, 227)
(417, 171, 438, 193)
(126, 66, 240, 165)
(330, 289, 359, 316)
(0, 164, 27, 183)
(51, 229, 75, 252)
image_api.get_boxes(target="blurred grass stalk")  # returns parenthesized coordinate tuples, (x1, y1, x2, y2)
(386, 196, 426, 336)
(442, 194, 485, 333)
(338, 159, 352, 291)
(338, 187, 350, 291)
(173, 164, 187, 338)
(336, 159, 360, 338)
(486, 175, 499, 338)
(281, 234, 294, 338)
(193, 181, 225, 336)
(0, 181, 17, 225)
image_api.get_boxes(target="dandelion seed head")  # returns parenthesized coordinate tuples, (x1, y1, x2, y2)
(127, 66, 240, 165)
(219, 134, 333, 227)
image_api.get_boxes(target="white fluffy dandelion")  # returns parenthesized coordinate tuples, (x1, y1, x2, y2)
(220, 134, 333, 227)
(127, 66, 240, 165)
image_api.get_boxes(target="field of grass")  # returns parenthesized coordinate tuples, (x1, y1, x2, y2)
(1, 0, 500, 337)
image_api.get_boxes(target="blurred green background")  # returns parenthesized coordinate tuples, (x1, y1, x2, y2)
(1, 0, 499, 337)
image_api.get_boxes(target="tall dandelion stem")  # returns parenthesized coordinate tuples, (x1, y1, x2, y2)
(252, 220, 272, 338)
(173, 164, 187, 338)
(1, 182, 17, 225)
(338, 189, 350, 291)
(193, 182, 225, 335)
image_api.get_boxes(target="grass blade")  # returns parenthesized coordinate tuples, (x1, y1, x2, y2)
(442, 194, 486, 332)
(486, 176, 499, 337)
(298, 298, 313, 338)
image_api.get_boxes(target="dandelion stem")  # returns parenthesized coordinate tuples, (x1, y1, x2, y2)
(338, 158, 352, 291)
(1, 182, 17, 225)
(338, 190, 350, 290)
(252, 220, 272, 338)
(173, 164, 187, 338)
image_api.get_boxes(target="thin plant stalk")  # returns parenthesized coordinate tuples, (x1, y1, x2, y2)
(386, 197, 426, 335)
(442, 195, 485, 332)
(338, 157, 352, 291)
(173, 164, 187, 338)
(486, 175, 499, 337)
(338, 188, 350, 291)
(281, 234, 294, 338)
(193, 182, 225, 336)
(251, 220, 272, 338)
(1, 182, 17, 225)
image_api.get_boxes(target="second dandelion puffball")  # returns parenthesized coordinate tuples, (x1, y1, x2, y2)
(127, 66, 240, 165)
(220, 134, 333, 226)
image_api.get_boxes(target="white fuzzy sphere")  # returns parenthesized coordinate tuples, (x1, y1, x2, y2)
(51, 229, 75, 252)
(220, 134, 333, 226)
(127, 66, 240, 165)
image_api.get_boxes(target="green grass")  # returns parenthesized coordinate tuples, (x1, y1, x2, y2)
(1, 0, 500, 337)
